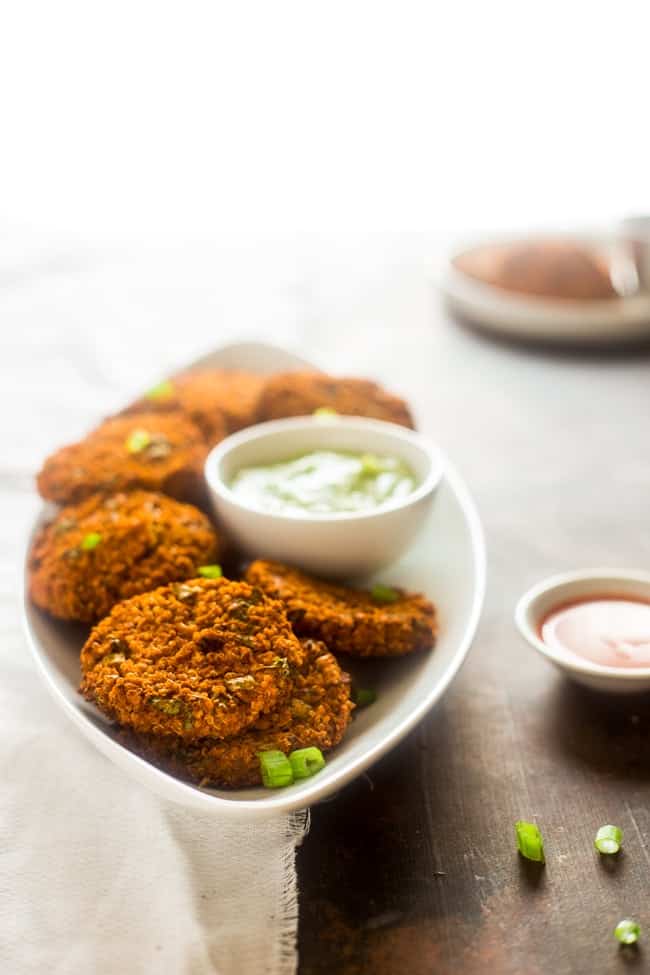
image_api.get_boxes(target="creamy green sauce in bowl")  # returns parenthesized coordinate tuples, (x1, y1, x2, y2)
(229, 449, 417, 516)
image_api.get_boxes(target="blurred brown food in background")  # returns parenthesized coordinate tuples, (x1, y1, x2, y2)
(455, 240, 617, 301)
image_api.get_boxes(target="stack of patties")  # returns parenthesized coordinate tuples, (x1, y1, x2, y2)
(78, 577, 354, 788)
(29, 365, 428, 788)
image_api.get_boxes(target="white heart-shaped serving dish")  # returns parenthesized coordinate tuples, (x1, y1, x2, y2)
(22, 342, 485, 819)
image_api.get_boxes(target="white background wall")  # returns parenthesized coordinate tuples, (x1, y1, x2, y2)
(1, 0, 649, 243)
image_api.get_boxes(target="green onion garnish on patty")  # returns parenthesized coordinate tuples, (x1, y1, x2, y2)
(145, 379, 175, 400)
(259, 750, 294, 788)
(595, 824, 623, 855)
(615, 920, 640, 945)
(355, 688, 377, 708)
(515, 821, 545, 863)
(197, 564, 223, 579)
(81, 532, 102, 551)
(313, 407, 338, 418)
(371, 583, 399, 604)
(126, 429, 151, 454)
(150, 697, 182, 716)
(289, 747, 326, 780)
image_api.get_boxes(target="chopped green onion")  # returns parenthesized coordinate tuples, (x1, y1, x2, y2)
(81, 532, 102, 551)
(225, 675, 256, 692)
(145, 379, 175, 400)
(515, 821, 545, 863)
(259, 750, 294, 788)
(615, 920, 640, 945)
(595, 824, 623, 855)
(355, 688, 377, 708)
(126, 429, 151, 454)
(313, 407, 338, 418)
(289, 747, 326, 779)
(371, 583, 399, 604)
(360, 453, 384, 476)
(197, 564, 222, 579)
(149, 696, 182, 716)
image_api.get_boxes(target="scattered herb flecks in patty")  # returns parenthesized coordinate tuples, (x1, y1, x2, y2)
(145, 379, 175, 400)
(81, 532, 102, 551)
(126, 429, 152, 454)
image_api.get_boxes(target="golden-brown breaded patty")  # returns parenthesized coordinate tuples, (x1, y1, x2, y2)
(124, 369, 267, 441)
(36, 412, 207, 505)
(80, 577, 306, 740)
(120, 638, 354, 788)
(29, 491, 219, 623)
(246, 560, 437, 658)
(256, 371, 415, 429)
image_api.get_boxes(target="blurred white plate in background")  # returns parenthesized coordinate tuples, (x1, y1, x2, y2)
(441, 235, 650, 345)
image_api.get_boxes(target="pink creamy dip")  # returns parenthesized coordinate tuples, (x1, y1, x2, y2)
(541, 598, 650, 669)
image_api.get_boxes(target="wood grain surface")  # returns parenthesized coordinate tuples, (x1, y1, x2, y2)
(295, 245, 650, 974)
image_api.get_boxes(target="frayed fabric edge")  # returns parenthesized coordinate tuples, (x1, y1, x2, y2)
(273, 809, 311, 975)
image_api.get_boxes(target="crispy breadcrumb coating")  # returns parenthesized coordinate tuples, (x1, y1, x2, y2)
(120, 638, 354, 788)
(256, 371, 415, 429)
(36, 412, 207, 505)
(246, 560, 437, 658)
(80, 577, 306, 740)
(124, 369, 267, 441)
(29, 490, 219, 622)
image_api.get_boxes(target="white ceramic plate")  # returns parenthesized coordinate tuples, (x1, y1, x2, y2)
(440, 234, 650, 345)
(22, 342, 486, 820)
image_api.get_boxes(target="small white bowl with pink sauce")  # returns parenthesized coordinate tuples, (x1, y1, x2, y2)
(515, 569, 650, 693)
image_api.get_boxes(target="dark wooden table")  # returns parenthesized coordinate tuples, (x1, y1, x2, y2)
(296, 250, 650, 974)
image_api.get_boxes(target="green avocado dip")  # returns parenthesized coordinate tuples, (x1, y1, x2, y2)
(230, 450, 417, 516)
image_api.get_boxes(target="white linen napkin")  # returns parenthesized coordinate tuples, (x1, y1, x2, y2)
(0, 236, 310, 975)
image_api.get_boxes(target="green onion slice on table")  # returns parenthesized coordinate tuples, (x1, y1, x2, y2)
(595, 824, 623, 855)
(515, 821, 545, 863)
(289, 747, 326, 780)
(615, 920, 640, 945)
(259, 751, 294, 789)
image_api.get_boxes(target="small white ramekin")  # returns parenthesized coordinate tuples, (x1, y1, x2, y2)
(205, 415, 443, 578)
(515, 568, 650, 693)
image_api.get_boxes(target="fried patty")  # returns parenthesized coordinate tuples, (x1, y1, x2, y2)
(124, 369, 267, 441)
(120, 638, 354, 788)
(256, 371, 415, 429)
(246, 560, 437, 658)
(80, 577, 305, 740)
(29, 491, 219, 622)
(37, 412, 207, 505)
